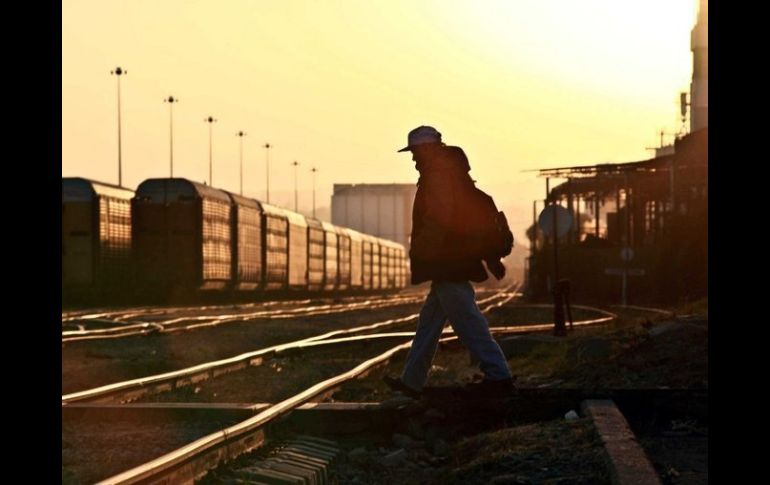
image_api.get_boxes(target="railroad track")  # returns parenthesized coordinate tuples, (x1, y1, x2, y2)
(62, 288, 436, 324)
(65, 295, 702, 484)
(61, 290, 450, 343)
(63, 283, 630, 484)
(62, 285, 520, 404)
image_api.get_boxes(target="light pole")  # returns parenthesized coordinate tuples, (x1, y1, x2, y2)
(263, 143, 272, 203)
(236, 131, 247, 196)
(110, 66, 127, 186)
(311, 166, 318, 218)
(292, 160, 299, 212)
(204, 116, 217, 185)
(164, 96, 178, 177)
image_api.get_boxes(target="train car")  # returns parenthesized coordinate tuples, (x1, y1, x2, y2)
(132, 178, 232, 298)
(259, 203, 310, 291)
(259, 203, 290, 290)
(362, 233, 382, 290)
(344, 228, 365, 291)
(285, 209, 309, 291)
(62, 177, 133, 298)
(226, 192, 262, 291)
(379, 238, 397, 289)
(306, 218, 325, 291)
(360, 232, 373, 290)
(66, 175, 410, 304)
(396, 244, 407, 287)
(336, 225, 352, 291)
(321, 221, 339, 291)
(377, 238, 389, 289)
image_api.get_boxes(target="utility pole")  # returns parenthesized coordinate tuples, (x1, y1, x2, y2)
(292, 160, 299, 211)
(263, 143, 272, 203)
(163, 96, 178, 177)
(311, 166, 318, 218)
(204, 116, 217, 185)
(110, 66, 127, 186)
(236, 131, 247, 195)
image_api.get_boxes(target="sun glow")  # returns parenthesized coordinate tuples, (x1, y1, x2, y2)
(63, 0, 700, 246)
(435, 1, 697, 98)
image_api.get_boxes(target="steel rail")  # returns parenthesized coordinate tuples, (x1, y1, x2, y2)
(96, 341, 415, 484)
(610, 304, 675, 317)
(62, 294, 428, 343)
(63, 285, 519, 403)
(62, 289, 430, 323)
(93, 284, 529, 485)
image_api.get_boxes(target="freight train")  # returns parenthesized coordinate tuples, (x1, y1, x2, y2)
(62, 177, 408, 304)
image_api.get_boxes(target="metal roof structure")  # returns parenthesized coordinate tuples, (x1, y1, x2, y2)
(225, 191, 260, 210)
(260, 202, 308, 227)
(62, 177, 135, 202)
(135, 178, 231, 203)
(535, 128, 707, 180)
(535, 155, 675, 179)
(539, 128, 707, 200)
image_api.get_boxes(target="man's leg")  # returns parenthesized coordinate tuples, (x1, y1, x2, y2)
(400, 284, 448, 390)
(433, 281, 512, 381)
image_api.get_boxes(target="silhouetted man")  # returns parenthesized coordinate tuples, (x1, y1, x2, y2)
(384, 126, 514, 398)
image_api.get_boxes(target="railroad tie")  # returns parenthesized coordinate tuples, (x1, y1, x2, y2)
(214, 435, 340, 485)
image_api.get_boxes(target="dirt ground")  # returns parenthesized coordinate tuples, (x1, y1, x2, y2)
(326, 417, 610, 485)
(63, 296, 708, 484)
(327, 299, 708, 485)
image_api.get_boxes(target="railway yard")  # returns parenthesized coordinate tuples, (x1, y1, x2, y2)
(62, 285, 708, 484)
(61, 2, 711, 482)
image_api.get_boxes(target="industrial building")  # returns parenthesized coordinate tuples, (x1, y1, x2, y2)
(527, 128, 707, 304)
(331, 184, 416, 250)
(527, 0, 708, 304)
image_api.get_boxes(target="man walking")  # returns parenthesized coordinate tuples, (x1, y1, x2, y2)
(383, 125, 515, 398)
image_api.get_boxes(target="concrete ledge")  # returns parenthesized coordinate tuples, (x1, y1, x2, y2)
(582, 399, 662, 485)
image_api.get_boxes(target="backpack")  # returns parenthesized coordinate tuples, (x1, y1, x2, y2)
(456, 179, 514, 260)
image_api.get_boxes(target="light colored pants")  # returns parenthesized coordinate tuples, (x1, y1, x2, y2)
(401, 281, 512, 390)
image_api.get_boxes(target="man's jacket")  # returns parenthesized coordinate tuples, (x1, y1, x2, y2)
(409, 145, 488, 284)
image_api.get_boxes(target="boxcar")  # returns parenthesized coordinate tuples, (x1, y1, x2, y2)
(321, 221, 339, 291)
(62, 178, 133, 296)
(336, 225, 352, 291)
(361, 234, 382, 290)
(260, 203, 290, 290)
(306, 218, 325, 291)
(259, 203, 310, 291)
(226, 192, 262, 291)
(285, 209, 309, 291)
(360, 232, 373, 291)
(132, 178, 232, 297)
(395, 244, 407, 287)
(379, 239, 396, 289)
(345, 228, 364, 291)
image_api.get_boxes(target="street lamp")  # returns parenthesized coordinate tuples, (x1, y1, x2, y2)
(110, 66, 127, 186)
(204, 116, 217, 185)
(236, 131, 247, 196)
(292, 160, 300, 212)
(311, 166, 318, 218)
(163, 96, 178, 177)
(263, 143, 272, 203)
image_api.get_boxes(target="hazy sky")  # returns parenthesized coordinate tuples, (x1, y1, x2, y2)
(62, 0, 698, 244)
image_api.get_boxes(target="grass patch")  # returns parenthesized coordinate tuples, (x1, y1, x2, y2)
(438, 418, 609, 484)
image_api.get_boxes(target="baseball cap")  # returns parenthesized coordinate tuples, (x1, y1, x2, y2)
(397, 126, 442, 152)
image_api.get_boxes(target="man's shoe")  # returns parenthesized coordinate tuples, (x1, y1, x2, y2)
(464, 378, 517, 397)
(382, 375, 422, 399)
